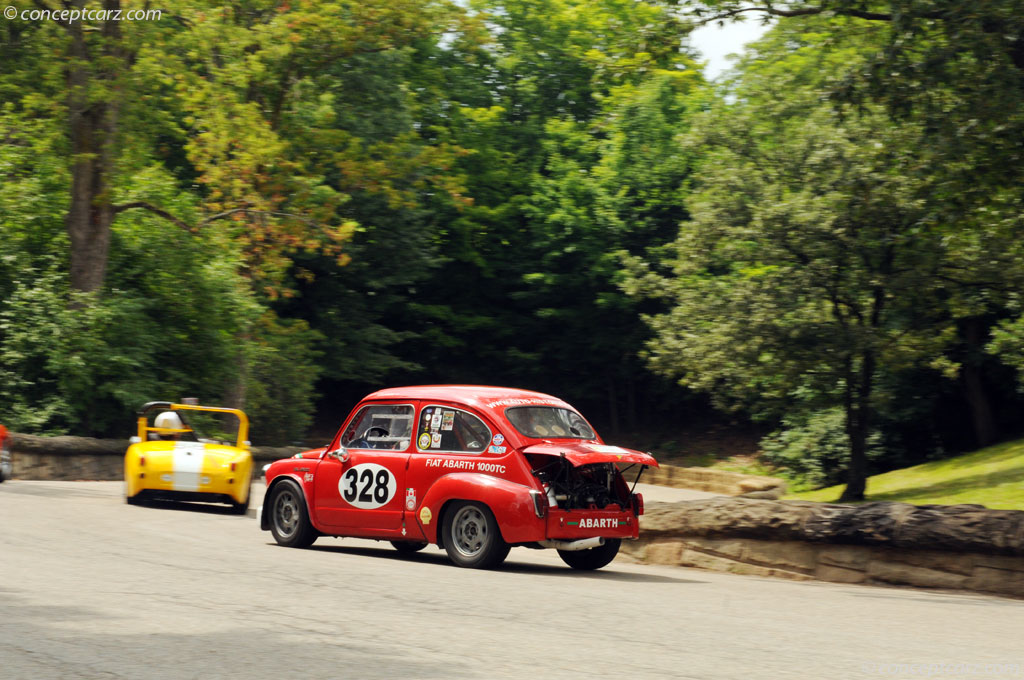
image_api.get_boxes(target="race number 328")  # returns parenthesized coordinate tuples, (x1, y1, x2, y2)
(339, 463, 397, 509)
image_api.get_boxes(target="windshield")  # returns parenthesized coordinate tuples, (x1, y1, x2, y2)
(505, 407, 596, 439)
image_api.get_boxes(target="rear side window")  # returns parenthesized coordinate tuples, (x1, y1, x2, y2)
(505, 407, 595, 439)
(416, 406, 491, 453)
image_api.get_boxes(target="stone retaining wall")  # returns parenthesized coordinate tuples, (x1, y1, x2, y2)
(625, 498, 1024, 598)
(5, 433, 302, 481)
(642, 463, 786, 497)
(626, 537, 1024, 596)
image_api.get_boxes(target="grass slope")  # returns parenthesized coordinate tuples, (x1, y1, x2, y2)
(786, 439, 1024, 510)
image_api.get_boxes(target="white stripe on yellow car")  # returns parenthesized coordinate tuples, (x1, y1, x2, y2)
(171, 442, 206, 491)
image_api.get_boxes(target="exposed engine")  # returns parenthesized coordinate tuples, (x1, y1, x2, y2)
(529, 455, 630, 510)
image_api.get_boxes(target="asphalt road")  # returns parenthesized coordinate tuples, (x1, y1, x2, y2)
(1, 481, 1022, 680)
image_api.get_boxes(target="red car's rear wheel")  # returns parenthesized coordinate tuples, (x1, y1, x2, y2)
(443, 501, 509, 569)
(557, 538, 621, 570)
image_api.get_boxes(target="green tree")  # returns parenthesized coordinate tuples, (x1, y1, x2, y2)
(679, 1, 1024, 447)
(519, 73, 700, 429)
(1, 0, 472, 439)
(625, 21, 966, 500)
(1, 0, 460, 296)
(379, 0, 703, 428)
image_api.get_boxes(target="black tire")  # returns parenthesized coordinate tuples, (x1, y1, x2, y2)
(442, 501, 510, 569)
(557, 538, 621, 570)
(228, 473, 253, 515)
(268, 480, 318, 548)
(390, 541, 428, 554)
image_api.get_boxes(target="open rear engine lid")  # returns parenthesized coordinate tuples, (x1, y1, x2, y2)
(522, 442, 658, 467)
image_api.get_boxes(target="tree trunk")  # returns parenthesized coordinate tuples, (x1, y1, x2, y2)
(65, 1, 122, 296)
(840, 409, 868, 502)
(961, 317, 998, 448)
(839, 349, 875, 502)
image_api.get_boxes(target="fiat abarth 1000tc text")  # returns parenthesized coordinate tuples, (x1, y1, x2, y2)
(260, 385, 658, 570)
(124, 401, 255, 513)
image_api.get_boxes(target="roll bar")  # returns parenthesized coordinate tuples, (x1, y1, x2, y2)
(136, 402, 250, 449)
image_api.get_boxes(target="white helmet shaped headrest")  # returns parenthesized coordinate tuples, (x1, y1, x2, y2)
(154, 411, 183, 430)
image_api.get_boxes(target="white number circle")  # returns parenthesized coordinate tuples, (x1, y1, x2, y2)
(339, 463, 397, 509)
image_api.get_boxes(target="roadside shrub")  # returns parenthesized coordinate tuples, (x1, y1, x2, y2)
(761, 407, 883, 489)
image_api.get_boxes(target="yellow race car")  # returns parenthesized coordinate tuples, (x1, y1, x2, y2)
(124, 402, 254, 514)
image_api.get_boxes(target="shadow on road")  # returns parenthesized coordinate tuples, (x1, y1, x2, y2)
(126, 498, 247, 516)
(500, 559, 707, 584)
(299, 542, 705, 584)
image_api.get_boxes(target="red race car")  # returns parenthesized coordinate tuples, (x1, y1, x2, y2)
(260, 385, 657, 570)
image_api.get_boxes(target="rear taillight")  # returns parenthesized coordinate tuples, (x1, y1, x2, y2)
(633, 493, 644, 516)
(230, 462, 237, 471)
(138, 456, 145, 466)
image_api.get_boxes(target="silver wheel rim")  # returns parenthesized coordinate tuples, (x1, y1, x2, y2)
(451, 506, 488, 558)
(274, 489, 299, 538)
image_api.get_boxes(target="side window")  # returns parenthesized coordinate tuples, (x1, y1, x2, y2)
(342, 404, 414, 450)
(416, 406, 491, 454)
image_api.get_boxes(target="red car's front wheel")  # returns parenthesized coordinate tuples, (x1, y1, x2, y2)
(269, 480, 317, 548)
(391, 541, 428, 555)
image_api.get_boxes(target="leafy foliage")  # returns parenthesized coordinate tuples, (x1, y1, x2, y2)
(624, 17, 1024, 498)
(1, 0, 1023, 474)
(244, 313, 322, 446)
(761, 408, 883, 489)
